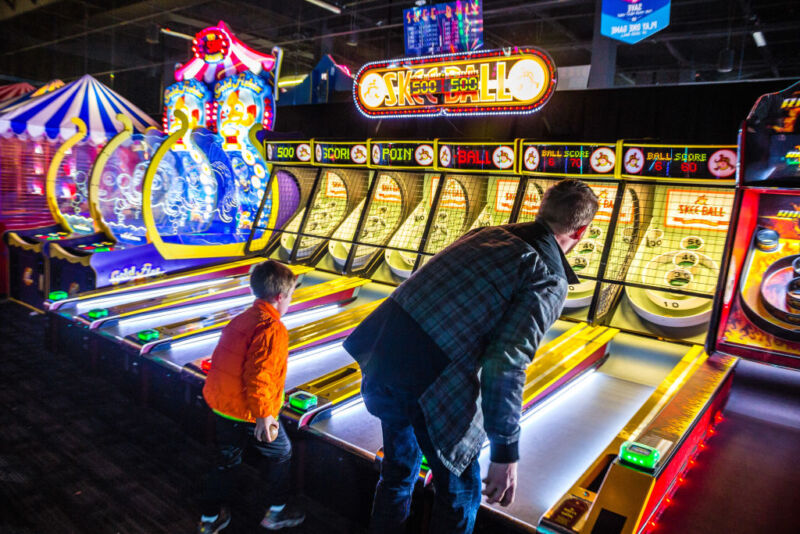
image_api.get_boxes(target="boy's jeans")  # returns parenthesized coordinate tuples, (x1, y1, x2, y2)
(200, 413, 291, 516)
(362, 378, 482, 534)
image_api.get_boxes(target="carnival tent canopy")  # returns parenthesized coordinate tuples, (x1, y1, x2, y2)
(0, 74, 156, 144)
(0, 80, 64, 114)
(0, 82, 35, 103)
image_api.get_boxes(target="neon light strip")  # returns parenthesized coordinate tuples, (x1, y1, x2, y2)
(165, 304, 343, 350)
(76, 279, 233, 311)
(289, 340, 345, 363)
(116, 294, 255, 328)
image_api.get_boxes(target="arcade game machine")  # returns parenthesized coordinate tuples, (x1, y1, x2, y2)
(44, 23, 289, 346)
(276, 140, 623, 506)
(4, 75, 158, 309)
(121, 139, 432, 425)
(328, 139, 431, 280)
(100, 140, 392, 417)
(45, 30, 282, 299)
(0, 82, 66, 280)
(0, 137, 55, 296)
(277, 139, 540, 426)
(277, 140, 370, 267)
(6, 119, 106, 309)
(521, 143, 738, 534)
(44, 115, 204, 299)
(635, 82, 800, 534)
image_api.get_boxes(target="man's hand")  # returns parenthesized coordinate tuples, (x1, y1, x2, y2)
(482, 461, 517, 506)
(254, 416, 279, 443)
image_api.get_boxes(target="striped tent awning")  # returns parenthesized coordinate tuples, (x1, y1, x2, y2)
(0, 74, 157, 144)
(0, 82, 35, 103)
(0, 79, 64, 114)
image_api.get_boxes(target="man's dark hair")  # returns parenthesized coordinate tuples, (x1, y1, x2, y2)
(537, 179, 599, 234)
(250, 260, 297, 301)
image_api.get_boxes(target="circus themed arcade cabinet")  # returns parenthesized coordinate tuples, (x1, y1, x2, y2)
(43, 114, 208, 302)
(3, 76, 157, 309)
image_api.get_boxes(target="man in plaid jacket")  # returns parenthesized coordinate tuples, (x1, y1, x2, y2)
(344, 179, 598, 534)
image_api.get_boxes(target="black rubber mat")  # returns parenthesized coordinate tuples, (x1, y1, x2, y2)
(0, 301, 362, 534)
(658, 359, 800, 534)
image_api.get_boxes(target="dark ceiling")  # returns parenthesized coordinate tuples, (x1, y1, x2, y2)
(0, 0, 798, 118)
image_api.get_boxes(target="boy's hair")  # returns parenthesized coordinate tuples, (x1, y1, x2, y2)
(250, 260, 297, 301)
(537, 179, 599, 235)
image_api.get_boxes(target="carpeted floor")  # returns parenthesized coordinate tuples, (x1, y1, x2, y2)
(0, 301, 363, 534)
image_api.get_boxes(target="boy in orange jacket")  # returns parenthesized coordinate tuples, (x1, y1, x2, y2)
(197, 260, 304, 533)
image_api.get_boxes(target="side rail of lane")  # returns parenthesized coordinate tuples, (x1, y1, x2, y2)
(539, 347, 737, 534)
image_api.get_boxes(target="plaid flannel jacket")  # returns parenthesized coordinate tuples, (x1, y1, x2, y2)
(390, 222, 578, 475)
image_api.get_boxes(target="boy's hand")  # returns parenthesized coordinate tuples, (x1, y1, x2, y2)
(255, 416, 279, 443)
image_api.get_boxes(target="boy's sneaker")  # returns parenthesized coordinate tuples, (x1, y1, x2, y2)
(197, 507, 231, 534)
(260, 505, 305, 530)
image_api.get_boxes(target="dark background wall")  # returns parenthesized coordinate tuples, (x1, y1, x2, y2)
(274, 79, 789, 144)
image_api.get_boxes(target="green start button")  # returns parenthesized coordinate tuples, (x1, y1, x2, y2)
(48, 290, 68, 301)
(620, 441, 660, 470)
(137, 329, 160, 342)
(289, 391, 318, 411)
(87, 308, 109, 319)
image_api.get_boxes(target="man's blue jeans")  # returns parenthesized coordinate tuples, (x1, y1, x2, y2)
(362, 378, 482, 534)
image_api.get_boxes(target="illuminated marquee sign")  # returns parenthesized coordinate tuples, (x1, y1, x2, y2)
(368, 140, 436, 169)
(436, 142, 517, 174)
(354, 47, 556, 118)
(621, 144, 737, 180)
(312, 141, 369, 168)
(519, 142, 616, 177)
(265, 141, 313, 166)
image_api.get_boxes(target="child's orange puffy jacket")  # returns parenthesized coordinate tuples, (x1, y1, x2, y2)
(203, 300, 289, 422)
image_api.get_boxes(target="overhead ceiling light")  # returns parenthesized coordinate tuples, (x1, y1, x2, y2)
(717, 48, 734, 73)
(752, 31, 767, 48)
(305, 0, 341, 14)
